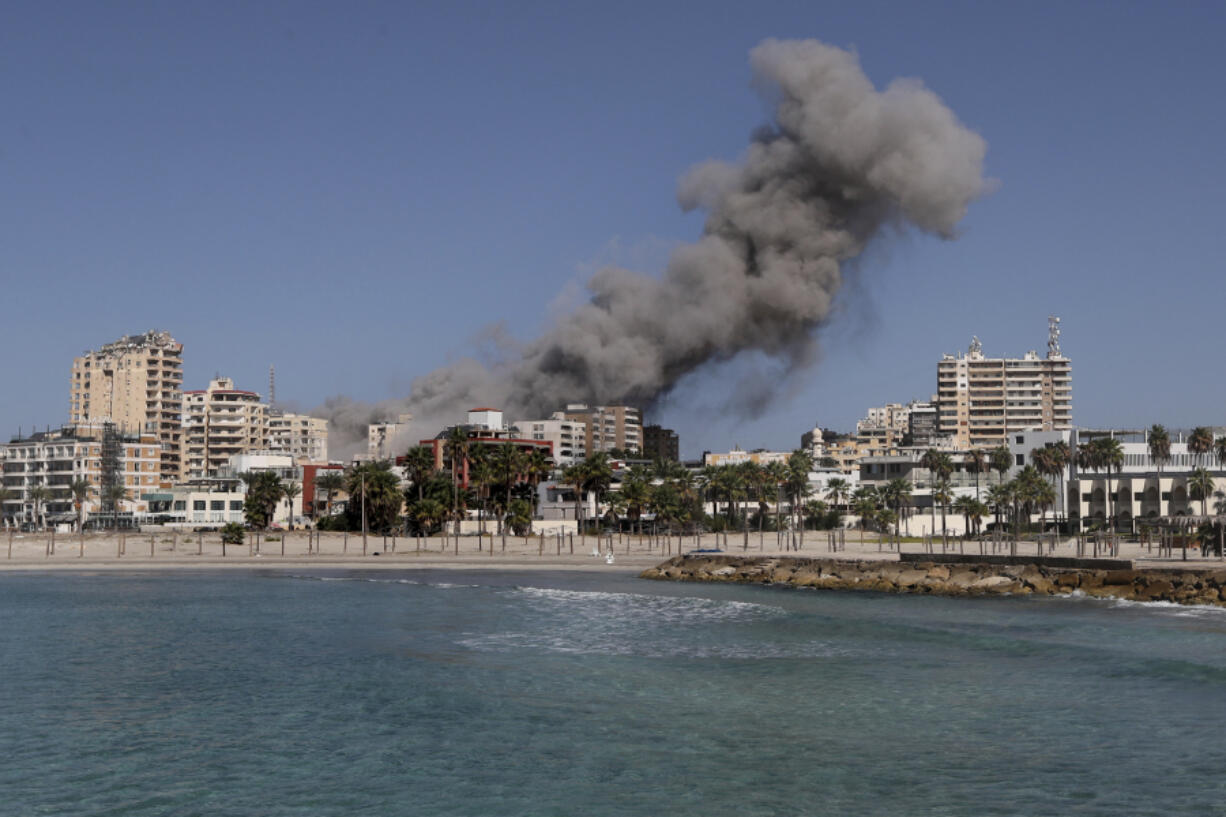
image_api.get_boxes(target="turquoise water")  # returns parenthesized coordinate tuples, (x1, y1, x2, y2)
(2, 571, 1226, 816)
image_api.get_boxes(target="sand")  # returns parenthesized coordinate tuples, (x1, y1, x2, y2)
(0, 528, 1215, 572)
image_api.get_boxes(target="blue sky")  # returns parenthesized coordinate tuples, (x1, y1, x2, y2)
(2, 1, 1224, 457)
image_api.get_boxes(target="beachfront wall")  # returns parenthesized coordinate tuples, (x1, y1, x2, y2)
(1069, 473, 1222, 530)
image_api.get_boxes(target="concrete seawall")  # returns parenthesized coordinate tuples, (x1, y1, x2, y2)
(640, 555, 1226, 607)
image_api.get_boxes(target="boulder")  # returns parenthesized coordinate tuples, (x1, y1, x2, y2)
(927, 565, 951, 580)
(896, 569, 931, 588)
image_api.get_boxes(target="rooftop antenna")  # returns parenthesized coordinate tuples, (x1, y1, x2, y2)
(1047, 315, 1062, 359)
(269, 364, 276, 409)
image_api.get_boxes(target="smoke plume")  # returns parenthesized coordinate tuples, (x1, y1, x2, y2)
(317, 39, 987, 456)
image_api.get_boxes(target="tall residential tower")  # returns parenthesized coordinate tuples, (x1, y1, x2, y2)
(70, 330, 183, 487)
(936, 318, 1072, 449)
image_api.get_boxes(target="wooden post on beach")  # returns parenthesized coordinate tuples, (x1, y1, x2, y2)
(49, 529, 55, 556)
(79, 533, 84, 558)
(569, 532, 574, 554)
(282, 533, 286, 556)
(343, 532, 348, 553)
(150, 534, 154, 558)
(538, 535, 543, 556)
(7, 529, 11, 559)
(117, 536, 122, 557)
(198, 532, 203, 555)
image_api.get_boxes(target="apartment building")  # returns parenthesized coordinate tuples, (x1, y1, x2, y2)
(562, 404, 641, 454)
(181, 378, 268, 478)
(69, 330, 183, 486)
(368, 414, 412, 460)
(936, 319, 1072, 449)
(421, 408, 553, 489)
(642, 425, 680, 462)
(268, 412, 329, 462)
(514, 412, 587, 467)
(0, 423, 161, 527)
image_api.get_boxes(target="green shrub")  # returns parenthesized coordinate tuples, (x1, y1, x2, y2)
(220, 522, 246, 545)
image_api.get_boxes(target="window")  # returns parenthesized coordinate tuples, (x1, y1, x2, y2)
(230, 500, 243, 511)
(173, 500, 186, 511)
(1015, 454, 1024, 466)
(210, 500, 224, 511)
(193, 500, 206, 511)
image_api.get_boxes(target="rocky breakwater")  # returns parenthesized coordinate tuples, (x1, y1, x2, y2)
(640, 555, 1226, 607)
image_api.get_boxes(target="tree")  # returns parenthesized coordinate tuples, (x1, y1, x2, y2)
(492, 443, 526, 534)
(314, 471, 345, 519)
(445, 426, 471, 536)
(28, 485, 51, 531)
(825, 477, 849, 511)
(1189, 426, 1215, 468)
(990, 445, 1013, 486)
(70, 478, 90, 532)
(921, 449, 953, 536)
(281, 482, 301, 530)
(412, 498, 447, 536)
(1147, 425, 1171, 475)
(881, 478, 912, 537)
(345, 461, 403, 534)
(1189, 467, 1215, 518)
(506, 498, 533, 536)
(851, 486, 879, 534)
(523, 448, 553, 516)
(932, 478, 953, 539)
(965, 449, 986, 501)
(786, 450, 814, 547)
(102, 484, 127, 529)
(1094, 437, 1124, 533)
(402, 446, 437, 502)
(242, 471, 284, 530)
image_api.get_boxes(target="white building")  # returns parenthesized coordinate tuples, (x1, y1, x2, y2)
(182, 377, 269, 478)
(514, 412, 587, 467)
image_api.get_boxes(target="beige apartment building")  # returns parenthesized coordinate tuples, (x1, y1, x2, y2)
(182, 377, 268, 478)
(69, 330, 183, 487)
(937, 322, 1072, 449)
(268, 412, 329, 462)
(562, 404, 642, 455)
(0, 423, 161, 527)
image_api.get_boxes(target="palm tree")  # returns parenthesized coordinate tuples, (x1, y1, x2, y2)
(932, 478, 953, 540)
(1216, 435, 1226, 472)
(414, 498, 447, 536)
(28, 485, 52, 531)
(281, 482, 301, 530)
(314, 471, 345, 519)
(1094, 437, 1125, 533)
(965, 448, 986, 501)
(988, 445, 1012, 486)
(523, 448, 553, 516)
(920, 449, 953, 536)
(1189, 467, 1215, 518)
(1147, 425, 1171, 474)
(1189, 427, 1215, 468)
(881, 478, 913, 537)
(102, 484, 127, 529)
(445, 426, 470, 537)
(70, 478, 90, 532)
(986, 482, 1010, 534)
(851, 487, 878, 534)
(953, 494, 976, 538)
(402, 445, 436, 502)
(786, 450, 814, 547)
(825, 477, 849, 511)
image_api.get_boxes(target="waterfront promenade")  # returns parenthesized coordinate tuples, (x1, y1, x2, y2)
(0, 528, 1216, 571)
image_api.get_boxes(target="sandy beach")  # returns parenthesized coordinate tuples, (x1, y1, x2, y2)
(0, 527, 1217, 572)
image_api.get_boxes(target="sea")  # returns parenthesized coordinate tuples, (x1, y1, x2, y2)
(2, 569, 1225, 817)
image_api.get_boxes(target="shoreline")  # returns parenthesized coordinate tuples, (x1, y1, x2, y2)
(641, 554, 1226, 607)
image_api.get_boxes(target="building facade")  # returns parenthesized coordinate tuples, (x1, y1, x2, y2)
(182, 377, 268, 478)
(642, 425, 680, 462)
(368, 414, 412, 460)
(937, 321, 1072, 449)
(268, 412, 329, 462)
(69, 330, 183, 486)
(514, 412, 587, 467)
(1, 424, 161, 528)
(562, 404, 642, 454)
(422, 408, 553, 489)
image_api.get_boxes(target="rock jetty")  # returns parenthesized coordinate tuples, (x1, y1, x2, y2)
(640, 554, 1226, 607)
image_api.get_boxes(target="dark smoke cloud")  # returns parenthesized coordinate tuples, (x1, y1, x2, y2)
(315, 39, 987, 458)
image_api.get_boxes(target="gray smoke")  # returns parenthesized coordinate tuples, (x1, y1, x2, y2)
(316, 39, 987, 457)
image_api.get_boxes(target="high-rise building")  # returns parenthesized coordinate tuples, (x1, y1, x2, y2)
(562, 404, 641, 455)
(70, 330, 183, 487)
(642, 424, 679, 462)
(268, 412, 329, 463)
(513, 412, 587, 467)
(936, 318, 1072, 449)
(181, 377, 268, 478)
(368, 414, 412, 460)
